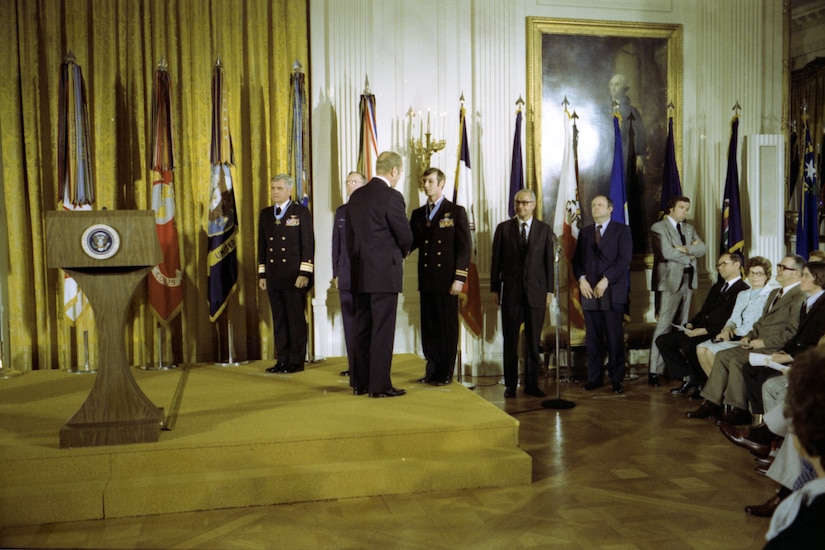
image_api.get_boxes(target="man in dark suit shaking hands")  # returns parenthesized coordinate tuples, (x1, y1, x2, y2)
(573, 195, 633, 393)
(491, 188, 555, 398)
(346, 151, 414, 398)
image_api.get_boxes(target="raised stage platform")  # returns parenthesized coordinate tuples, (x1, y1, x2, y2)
(0, 355, 531, 527)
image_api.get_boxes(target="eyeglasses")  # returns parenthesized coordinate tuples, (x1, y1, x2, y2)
(345, 180, 361, 185)
(777, 264, 798, 272)
(747, 270, 767, 277)
(716, 260, 735, 268)
(514, 200, 535, 205)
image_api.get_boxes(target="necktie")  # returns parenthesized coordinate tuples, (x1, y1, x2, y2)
(769, 288, 784, 311)
(676, 222, 686, 245)
(595, 224, 602, 246)
(802, 300, 808, 317)
(520, 222, 528, 248)
(720, 282, 729, 294)
(276, 206, 282, 216)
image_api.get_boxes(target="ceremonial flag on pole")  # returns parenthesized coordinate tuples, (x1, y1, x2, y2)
(57, 52, 94, 324)
(453, 98, 482, 337)
(796, 114, 819, 258)
(660, 115, 682, 218)
(553, 104, 584, 329)
(357, 77, 378, 180)
(289, 62, 311, 207)
(207, 59, 238, 322)
(609, 112, 628, 224)
(508, 108, 524, 218)
(609, 110, 630, 317)
(721, 114, 744, 255)
(148, 60, 184, 324)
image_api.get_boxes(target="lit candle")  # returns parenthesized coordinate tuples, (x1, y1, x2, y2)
(427, 108, 431, 134)
(419, 111, 422, 141)
(440, 112, 446, 140)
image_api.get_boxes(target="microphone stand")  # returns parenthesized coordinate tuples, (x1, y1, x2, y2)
(542, 237, 575, 409)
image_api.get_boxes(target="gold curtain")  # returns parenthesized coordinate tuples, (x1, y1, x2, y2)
(0, 0, 309, 370)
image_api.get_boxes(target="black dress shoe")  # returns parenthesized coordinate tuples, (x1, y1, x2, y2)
(352, 387, 368, 396)
(718, 422, 775, 457)
(369, 387, 406, 398)
(265, 362, 287, 373)
(612, 383, 625, 394)
(686, 400, 723, 419)
(340, 370, 350, 376)
(745, 492, 785, 517)
(582, 381, 604, 391)
(671, 381, 696, 395)
(524, 388, 546, 398)
(717, 407, 751, 426)
(503, 387, 516, 398)
(648, 373, 661, 387)
(689, 386, 704, 399)
(434, 378, 452, 386)
(416, 375, 431, 383)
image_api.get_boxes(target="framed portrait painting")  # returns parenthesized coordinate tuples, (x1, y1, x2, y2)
(527, 18, 682, 255)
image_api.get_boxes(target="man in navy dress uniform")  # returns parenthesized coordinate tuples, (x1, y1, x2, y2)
(258, 174, 314, 373)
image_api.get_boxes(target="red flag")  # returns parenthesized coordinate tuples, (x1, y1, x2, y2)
(148, 63, 183, 324)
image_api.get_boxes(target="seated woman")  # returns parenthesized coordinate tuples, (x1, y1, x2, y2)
(696, 256, 774, 377)
(764, 346, 825, 548)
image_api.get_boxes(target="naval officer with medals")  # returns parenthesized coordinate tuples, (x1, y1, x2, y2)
(409, 167, 471, 386)
(258, 174, 315, 374)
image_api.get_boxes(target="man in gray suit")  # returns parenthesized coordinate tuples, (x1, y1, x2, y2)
(686, 254, 805, 423)
(648, 196, 706, 386)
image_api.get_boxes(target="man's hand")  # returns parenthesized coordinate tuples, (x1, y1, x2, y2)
(684, 327, 708, 338)
(579, 278, 594, 299)
(258, 279, 267, 291)
(546, 292, 553, 306)
(295, 275, 309, 289)
(449, 280, 464, 296)
(332, 276, 338, 289)
(745, 338, 766, 350)
(493, 291, 501, 306)
(770, 352, 793, 364)
(593, 277, 609, 299)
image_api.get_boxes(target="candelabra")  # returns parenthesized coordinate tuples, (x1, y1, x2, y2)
(408, 109, 446, 176)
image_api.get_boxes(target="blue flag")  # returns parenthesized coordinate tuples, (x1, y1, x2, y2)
(609, 113, 627, 224)
(660, 116, 682, 218)
(721, 116, 744, 254)
(508, 110, 524, 218)
(796, 117, 819, 258)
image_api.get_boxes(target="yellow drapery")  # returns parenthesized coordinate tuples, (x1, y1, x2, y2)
(0, 0, 309, 370)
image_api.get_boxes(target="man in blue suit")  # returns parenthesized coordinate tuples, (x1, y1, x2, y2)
(346, 152, 413, 398)
(573, 195, 633, 393)
(491, 188, 555, 399)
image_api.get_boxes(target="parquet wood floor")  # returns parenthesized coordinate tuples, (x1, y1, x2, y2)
(0, 370, 774, 549)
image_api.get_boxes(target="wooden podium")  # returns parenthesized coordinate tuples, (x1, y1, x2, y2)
(46, 210, 165, 448)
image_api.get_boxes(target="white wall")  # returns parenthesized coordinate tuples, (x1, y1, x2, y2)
(308, 0, 785, 375)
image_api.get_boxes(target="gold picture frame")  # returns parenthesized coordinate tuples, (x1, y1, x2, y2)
(527, 17, 682, 255)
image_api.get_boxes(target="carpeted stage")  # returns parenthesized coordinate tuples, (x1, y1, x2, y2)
(0, 355, 530, 527)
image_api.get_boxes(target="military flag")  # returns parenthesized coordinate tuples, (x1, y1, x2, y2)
(721, 114, 744, 255)
(508, 107, 524, 218)
(553, 104, 584, 329)
(57, 52, 94, 324)
(660, 114, 682, 218)
(289, 62, 311, 207)
(796, 114, 819, 258)
(609, 112, 628, 224)
(207, 59, 238, 322)
(357, 77, 378, 180)
(148, 60, 184, 324)
(453, 98, 482, 337)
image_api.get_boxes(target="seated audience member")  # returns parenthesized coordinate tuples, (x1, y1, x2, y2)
(686, 255, 805, 424)
(696, 256, 774, 384)
(656, 252, 748, 396)
(763, 347, 825, 548)
(739, 262, 825, 421)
